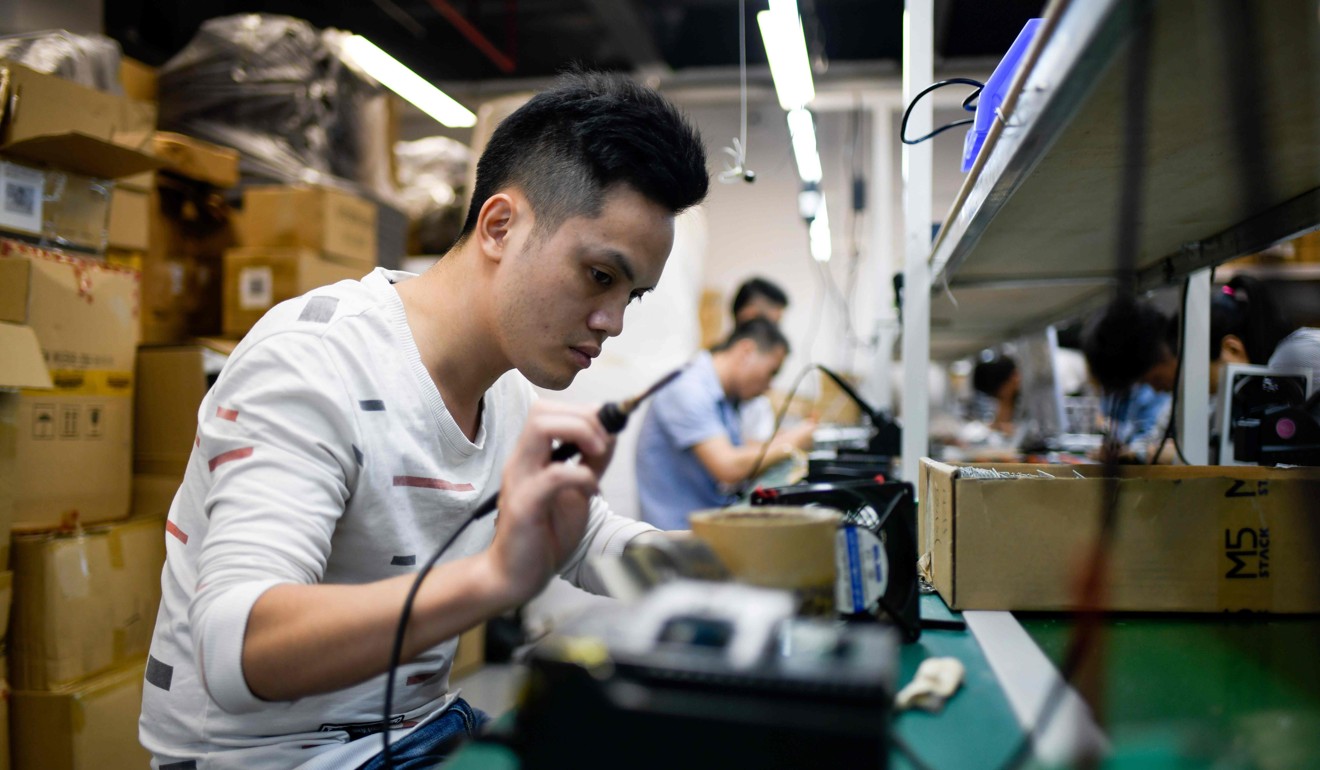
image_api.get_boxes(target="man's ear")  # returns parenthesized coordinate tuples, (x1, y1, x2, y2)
(475, 193, 516, 262)
(1221, 333, 1249, 363)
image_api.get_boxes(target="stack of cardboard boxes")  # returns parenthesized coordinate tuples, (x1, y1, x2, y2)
(224, 185, 380, 337)
(0, 53, 390, 768)
(0, 57, 200, 770)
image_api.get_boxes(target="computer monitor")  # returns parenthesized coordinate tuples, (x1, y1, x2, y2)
(1218, 363, 1313, 466)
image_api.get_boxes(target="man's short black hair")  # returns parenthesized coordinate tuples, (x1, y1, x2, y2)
(459, 71, 708, 243)
(972, 355, 1017, 398)
(713, 317, 790, 355)
(1082, 298, 1177, 393)
(731, 277, 789, 318)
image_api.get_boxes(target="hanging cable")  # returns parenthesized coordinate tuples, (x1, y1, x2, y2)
(900, 78, 983, 145)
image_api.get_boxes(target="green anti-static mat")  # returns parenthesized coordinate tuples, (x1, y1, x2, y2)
(1019, 613, 1320, 769)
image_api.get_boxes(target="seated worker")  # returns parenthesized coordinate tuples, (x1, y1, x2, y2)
(970, 354, 1020, 434)
(636, 318, 816, 531)
(1081, 274, 1320, 461)
(730, 277, 791, 442)
(1081, 298, 1179, 460)
(139, 72, 709, 770)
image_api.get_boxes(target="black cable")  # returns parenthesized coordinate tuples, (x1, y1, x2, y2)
(899, 78, 984, 145)
(739, 363, 817, 493)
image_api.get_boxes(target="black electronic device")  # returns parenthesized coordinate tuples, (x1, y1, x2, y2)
(1233, 390, 1320, 466)
(514, 581, 898, 770)
(749, 479, 921, 642)
(817, 365, 901, 457)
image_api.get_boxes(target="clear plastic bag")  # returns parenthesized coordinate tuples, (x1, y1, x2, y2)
(0, 30, 124, 93)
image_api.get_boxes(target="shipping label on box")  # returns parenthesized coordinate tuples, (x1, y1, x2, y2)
(11, 659, 152, 770)
(919, 460, 1320, 613)
(10, 517, 165, 690)
(0, 162, 43, 235)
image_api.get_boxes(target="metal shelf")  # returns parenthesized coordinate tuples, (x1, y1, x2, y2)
(928, 0, 1320, 359)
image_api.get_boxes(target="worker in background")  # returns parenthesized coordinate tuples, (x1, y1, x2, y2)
(139, 72, 709, 770)
(1081, 275, 1319, 462)
(730, 276, 790, 443)
(636, 318, 816, 531)
(970, 354, 1020, 434)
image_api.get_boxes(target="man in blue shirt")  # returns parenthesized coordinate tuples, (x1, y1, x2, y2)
(636, 318, 816, 530)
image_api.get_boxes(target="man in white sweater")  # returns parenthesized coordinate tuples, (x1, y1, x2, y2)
(140, 72, 709, 769)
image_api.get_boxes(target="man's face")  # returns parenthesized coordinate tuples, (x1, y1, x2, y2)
(734, 342, 787, 401)
(493, 185, 674, 390)
(1140, 346, 1179, 393)
(735, 297, 785, 326)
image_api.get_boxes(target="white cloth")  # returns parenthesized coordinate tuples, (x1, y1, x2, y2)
(140, 268, 656, 769)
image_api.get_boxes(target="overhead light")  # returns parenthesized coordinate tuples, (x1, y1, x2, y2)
(786, 108, 822, 183)
(343, 35, 477, 128)
(809, 198, 832, 262)
(757, 1, 815, 110)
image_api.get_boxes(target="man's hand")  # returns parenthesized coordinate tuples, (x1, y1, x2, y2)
(486, 401, 616, 605)
(779, 418, 818, 451)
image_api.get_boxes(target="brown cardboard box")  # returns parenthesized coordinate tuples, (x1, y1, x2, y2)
(452, 623, 486, 680)
(223, 247, 368, 337)
(107, 185, 150, 252)
(241, 186, 378, 267)
(0, 239, 139, 530)
(11, 659, 152, 770)
(118, 57, 157, 102)
(153, 132, 240, 189)
(135, 343, 230, 476)
(0, 160, 153, 256)
(9, 517, 165, 690)
(918, 460, 1320, 612)
(0, 324, 52, 567)
(0, 59, 155, 157)
(131, 474, 183, 519)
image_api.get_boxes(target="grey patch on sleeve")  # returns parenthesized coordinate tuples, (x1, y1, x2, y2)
(298, 296, 339, 323)
(353, 444, 365, 465)
(160, 762, 198, 769)
(391, 554, 417, 566)
(146, 655, 174, 691)
(359, 400, 386, 411)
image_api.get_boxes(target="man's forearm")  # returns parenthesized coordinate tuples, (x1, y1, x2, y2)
(240, 552, 514, 702)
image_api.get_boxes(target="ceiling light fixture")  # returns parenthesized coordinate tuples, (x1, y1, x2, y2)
(343, 35, 477, 128)
(786, 107, 822, 184)
(757, 0, 816, 111)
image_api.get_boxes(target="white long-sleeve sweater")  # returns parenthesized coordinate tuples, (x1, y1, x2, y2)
(140, 268, 656, 769)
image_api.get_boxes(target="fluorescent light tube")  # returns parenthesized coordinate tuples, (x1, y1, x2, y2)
(757, 3, 815, 110)
(809, 198, 831, 262)
(344, 35, 477, 128)
(786, 108, 822, 183)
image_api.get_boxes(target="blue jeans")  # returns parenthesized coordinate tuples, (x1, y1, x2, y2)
(357, 698, 488, 770)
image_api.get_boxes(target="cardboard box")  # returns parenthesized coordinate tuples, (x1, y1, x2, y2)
(11, 659, 152, 770)
(107, 185, 149, 252)
(240, 186, 378, 267)
(130, 474, 183, 520)
(918, 460, 1320, 612)
(0, 160, 138, 256)
(9, 517, 165, 690)
(0, 323, 53, 567)
(0, 59, 156, 159)
(452, 622, 486, 680)
(223, 247, 367, 338)
(118, 57, 157, 102)
(135, 343, 229, 476)
(0, 239, 139, 530)
(153, 132, 240, 189)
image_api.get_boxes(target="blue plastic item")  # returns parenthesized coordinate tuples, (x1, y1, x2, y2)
(961, 18, 1043, 172)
